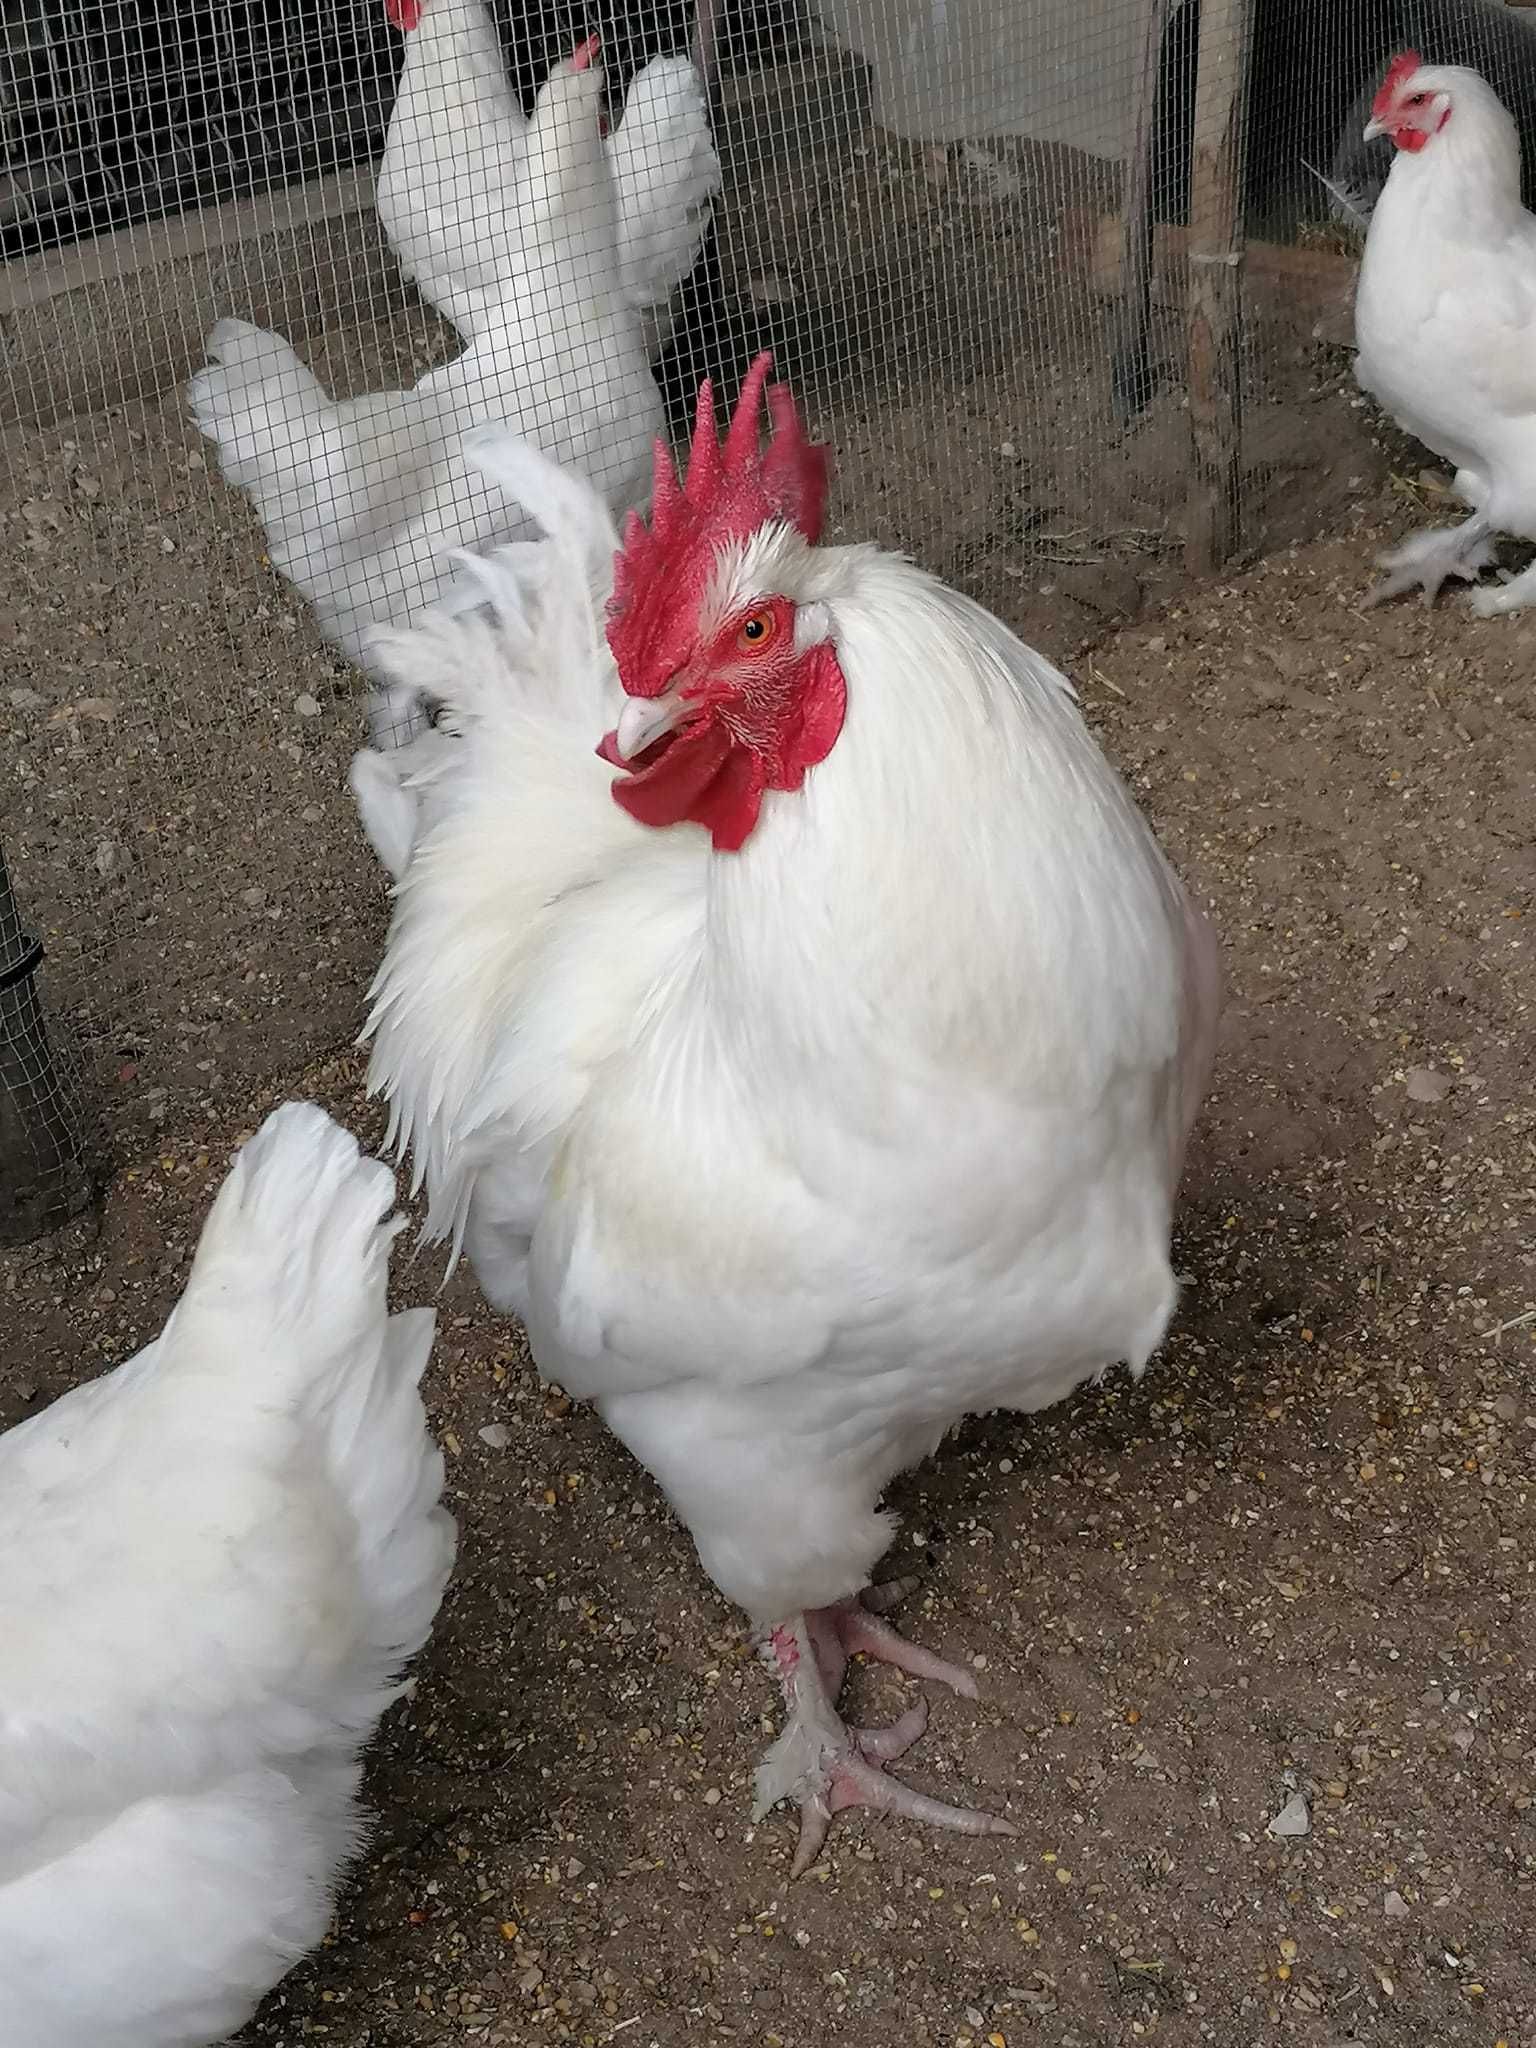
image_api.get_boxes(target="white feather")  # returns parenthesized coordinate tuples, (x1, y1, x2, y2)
(376, 2, 718, 355)
(188, 58, 662, 738)
(1355, 63, 1536, 540)
(0, 1104, 456, 2047)
(364, 447, 1220, 1631)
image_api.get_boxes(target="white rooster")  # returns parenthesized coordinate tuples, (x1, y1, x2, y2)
(0, 1104, 456, 2048)
(357, 358, 1221, 1873)
(1355, 51, 1536, 613)
(376, 0, 719, 357)
(189, 39, 662, 726)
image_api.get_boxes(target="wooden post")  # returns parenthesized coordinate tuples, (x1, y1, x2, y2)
(1112, 0, 1173, 422)
(1184, 0, 1254, 576)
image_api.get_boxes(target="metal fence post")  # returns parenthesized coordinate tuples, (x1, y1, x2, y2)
(0, 842, 96, 1245)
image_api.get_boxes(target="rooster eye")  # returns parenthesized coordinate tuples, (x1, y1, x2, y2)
(737, 609, 778, 652)
(1407, 91, 1427, 105)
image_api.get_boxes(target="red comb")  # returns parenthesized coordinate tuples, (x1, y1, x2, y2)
(1373, 49, 1423, 121)
(607, 354, 832, 696)
(572, 31, 599, 70)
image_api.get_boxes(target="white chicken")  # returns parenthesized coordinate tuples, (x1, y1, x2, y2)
(0, 1103, 456, 2048)
(189, 40, 662, 731)
(1355, 51, 1536, 613)
(357, 357, 1221, 1873)
(376, 0, 719, 358)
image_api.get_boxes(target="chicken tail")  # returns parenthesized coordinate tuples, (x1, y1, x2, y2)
(608, 56, 721, 313)
(186, 317, 329, 510)
(362, 432, 618, 736)
(167, 1103, 456, 1668)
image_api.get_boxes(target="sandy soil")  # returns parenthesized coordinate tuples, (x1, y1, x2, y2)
(3, 495, 1533, 2047)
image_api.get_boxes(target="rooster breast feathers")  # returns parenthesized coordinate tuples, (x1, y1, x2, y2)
(526, 544, 1207, 1400)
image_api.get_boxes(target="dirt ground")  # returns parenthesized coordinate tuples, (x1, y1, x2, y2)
(3, 492, 1533, 2047)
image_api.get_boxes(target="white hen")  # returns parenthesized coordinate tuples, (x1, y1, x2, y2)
(376, 0, 719, 357)
(189, 42, 660, 728)
(0, 1103, 455, 2048)
(1355, 51, 1536, 613)
(358, 358, 1221, 1873)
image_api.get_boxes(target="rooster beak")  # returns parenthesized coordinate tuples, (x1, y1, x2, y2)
(1362, 115, 1387, 143)
(613, 688, 688, 761)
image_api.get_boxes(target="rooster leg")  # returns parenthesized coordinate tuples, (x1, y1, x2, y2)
(1468, 557, 1536, 618)
(751, 1600, 1017, 1877)
(1365, 515, 1496, 608)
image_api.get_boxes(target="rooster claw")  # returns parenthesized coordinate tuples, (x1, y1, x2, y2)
(764, 1695, 1018, 1879)
(1467, 559, 1536, 617)
(754, 1597, 1013, 1875)
(1364, 524, 1497, 609)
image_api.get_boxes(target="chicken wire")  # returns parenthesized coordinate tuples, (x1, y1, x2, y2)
(4, 0, 1536, 1199)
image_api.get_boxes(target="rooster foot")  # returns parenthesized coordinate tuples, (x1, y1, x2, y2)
(752, 1594, 1016, 1877)
(1364, 523, 1496, 609)
(1467, 559, 1536, 618)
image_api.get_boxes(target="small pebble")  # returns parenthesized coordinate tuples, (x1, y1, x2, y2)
(1267, 1792, 1310, 1838)
(477, 1424, 511, 1450)
(1404, 1066, 1451, 1103)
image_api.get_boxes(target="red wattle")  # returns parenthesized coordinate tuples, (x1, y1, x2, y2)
(611, 719, 744, 841)
(385, 0, 422, 31)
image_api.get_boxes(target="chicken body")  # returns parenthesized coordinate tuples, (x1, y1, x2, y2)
(189, 51, 661, 733)
(376, 0, 719, 357)
(360, 400, 1220, 1869)
(0, 1104, 455, 2046)
(1355, 57, 1536, 612)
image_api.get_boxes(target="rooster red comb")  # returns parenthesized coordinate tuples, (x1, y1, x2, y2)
(607, 353, 831, 695)
(1373, 49, 1423, 121)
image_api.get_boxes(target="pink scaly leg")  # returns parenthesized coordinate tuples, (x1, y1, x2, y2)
(752, 1584, 1016, 1877)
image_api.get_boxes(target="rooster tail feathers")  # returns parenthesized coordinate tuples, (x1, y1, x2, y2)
(180, 1103, 456, 1664)
(349, 744, 422, 884)
(357, 429, 622, 730)
(520, 54, 612, 232)
(461, 424, 620, 576)
(187, 318, 327, 490)
(318, 1300, 456, 1665)
(190, 1103, 402, 1326)
(608, 56, 721, 311)
(362, 432, 617, 727)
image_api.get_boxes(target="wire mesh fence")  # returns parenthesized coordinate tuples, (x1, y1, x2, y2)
(4, 0, 1536, 1207)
